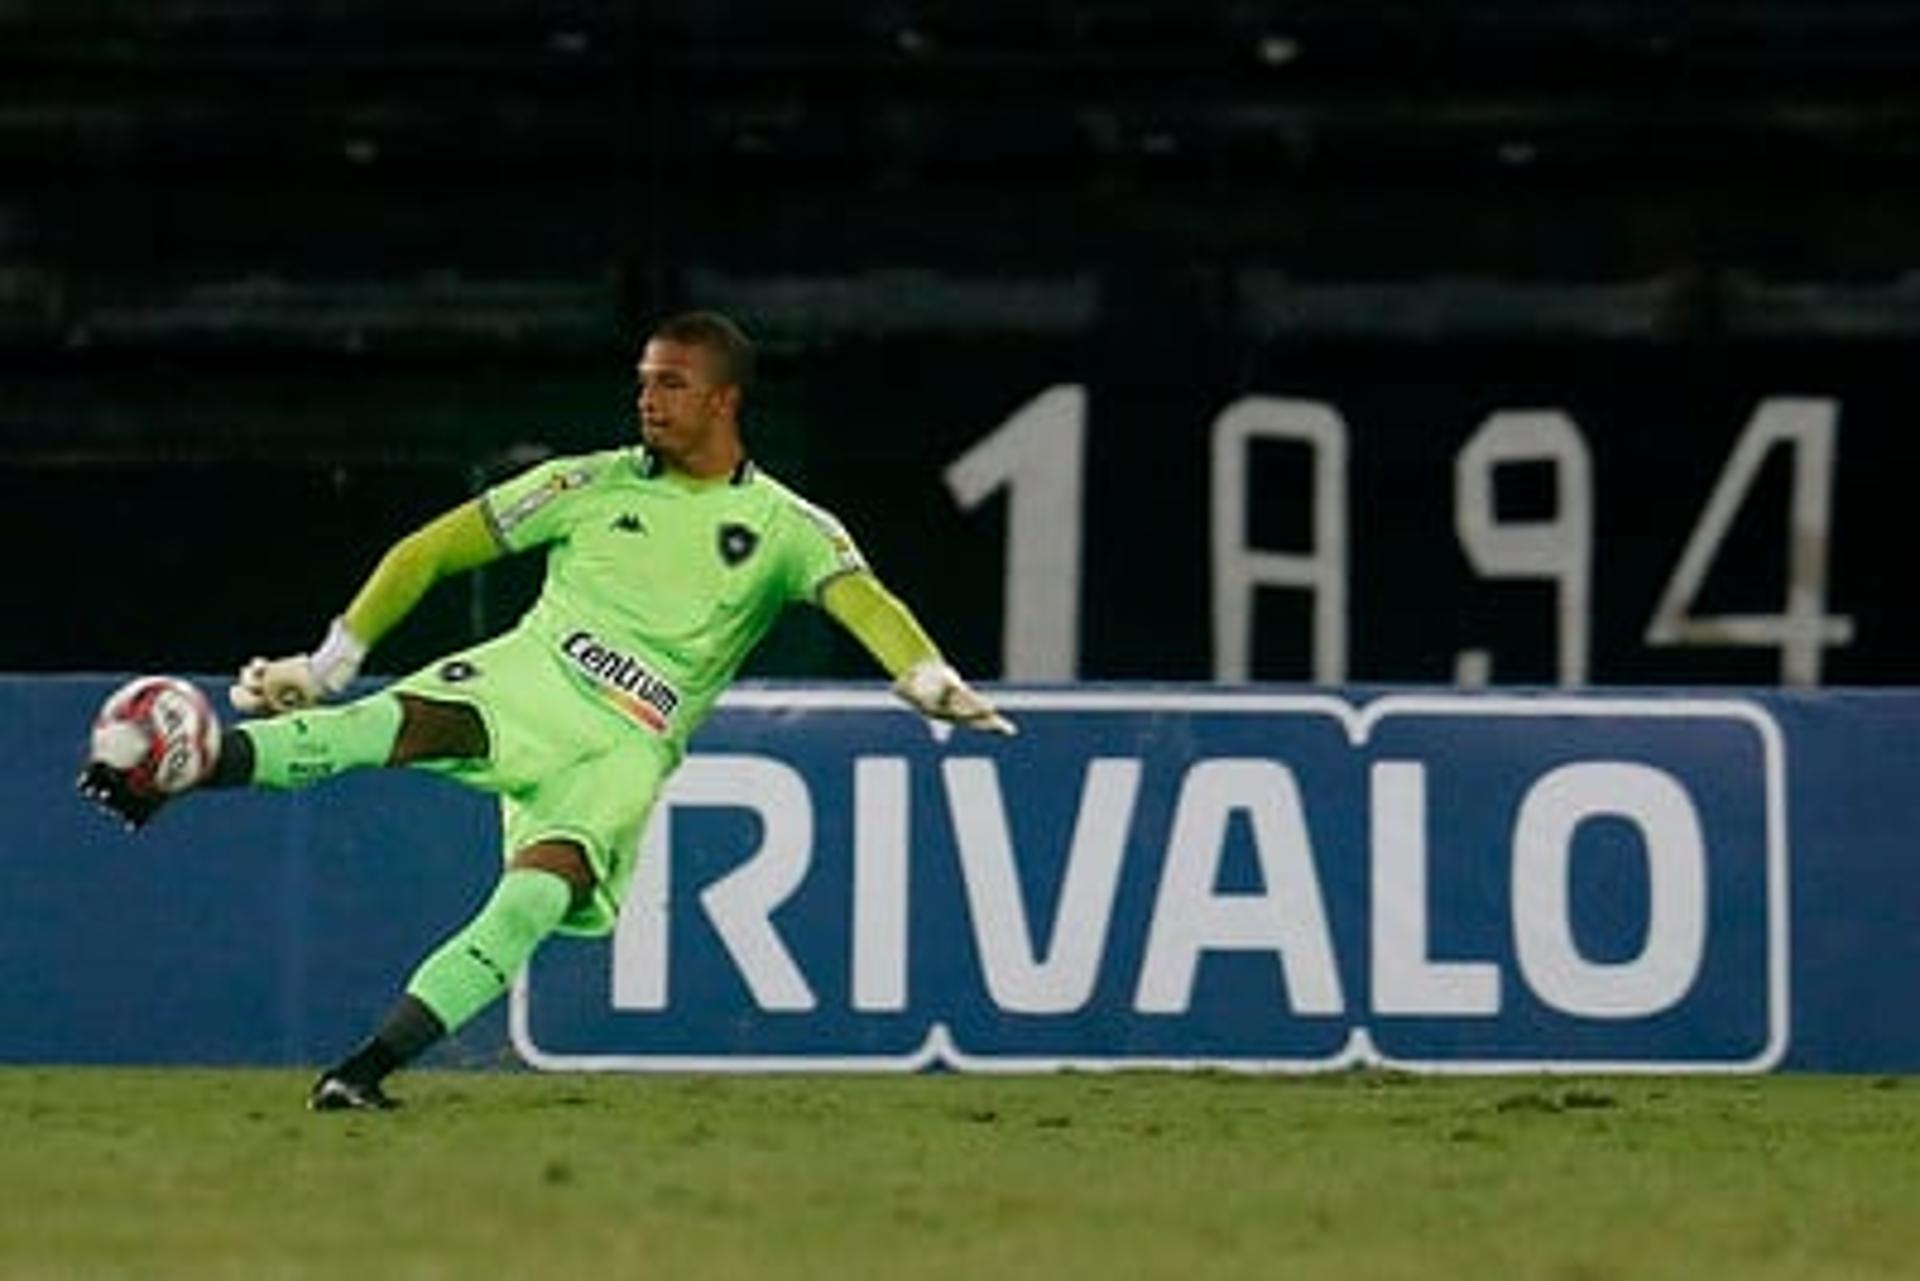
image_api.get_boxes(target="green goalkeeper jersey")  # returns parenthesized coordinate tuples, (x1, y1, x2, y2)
(481, 446, 867, 752)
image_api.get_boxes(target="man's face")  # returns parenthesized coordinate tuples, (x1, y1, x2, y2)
(636, 338, 738, 458)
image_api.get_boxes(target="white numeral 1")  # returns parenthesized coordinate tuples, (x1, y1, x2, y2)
(943, 385, 1086, 680)
(1644, 397, 1854, 686)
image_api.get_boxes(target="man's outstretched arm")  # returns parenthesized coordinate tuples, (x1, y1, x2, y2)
(819, 571, 1015, 735)
(232, 500, 503, 714)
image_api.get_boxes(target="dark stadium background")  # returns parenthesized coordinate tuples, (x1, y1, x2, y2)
(4, 1, 1917, 686)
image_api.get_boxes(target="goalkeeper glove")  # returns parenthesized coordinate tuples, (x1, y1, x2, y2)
(230, 618, 367, 716)
(892, 660, 1017, 735)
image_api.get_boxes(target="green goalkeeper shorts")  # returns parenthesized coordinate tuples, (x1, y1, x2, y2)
(392, 628, 679, 937)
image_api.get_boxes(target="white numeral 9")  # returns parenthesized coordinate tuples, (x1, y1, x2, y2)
(1453, 411, 1593, 686)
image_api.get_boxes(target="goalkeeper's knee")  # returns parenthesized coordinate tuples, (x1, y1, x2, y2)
(406, 868, 573, 1034)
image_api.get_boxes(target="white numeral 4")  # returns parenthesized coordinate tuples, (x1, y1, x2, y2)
(1645, 397, 1854, 686)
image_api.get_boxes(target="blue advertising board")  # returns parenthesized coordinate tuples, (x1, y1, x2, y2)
(3, 678, 1918, 1072)
(514, 689, 1787, 1074)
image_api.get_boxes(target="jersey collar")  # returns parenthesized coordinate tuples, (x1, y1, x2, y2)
(633, 446, 755, 486)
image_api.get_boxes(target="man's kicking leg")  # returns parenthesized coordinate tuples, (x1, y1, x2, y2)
(214, 691, 488, 790)
(81, 689, 477, 824)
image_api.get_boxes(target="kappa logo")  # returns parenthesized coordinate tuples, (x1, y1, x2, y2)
(718, 523, 759, 566)
(611, 513, 645, 534)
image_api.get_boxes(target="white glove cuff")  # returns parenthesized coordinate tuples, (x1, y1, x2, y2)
(898, 659, 959, 713)
(309, 617, 368, 695)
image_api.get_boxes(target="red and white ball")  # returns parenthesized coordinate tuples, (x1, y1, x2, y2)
(90, 676, 220, 796)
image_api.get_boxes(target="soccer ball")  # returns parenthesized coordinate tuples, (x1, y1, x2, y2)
(89, 676, 220, 796)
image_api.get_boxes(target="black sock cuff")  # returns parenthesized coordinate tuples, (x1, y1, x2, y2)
(207, 727, 255, 789)
(375, 993, 449, 1064)
(334, 996, 446, 1088)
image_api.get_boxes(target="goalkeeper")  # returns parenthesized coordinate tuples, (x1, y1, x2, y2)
(79, 310, 1013, 1111)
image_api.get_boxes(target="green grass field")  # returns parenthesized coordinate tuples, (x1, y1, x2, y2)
(1, 1068, 1915, 1281)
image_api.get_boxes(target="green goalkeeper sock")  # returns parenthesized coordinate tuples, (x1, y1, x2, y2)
(237, 693, 404, 790)
(405, 869, 572, 1035)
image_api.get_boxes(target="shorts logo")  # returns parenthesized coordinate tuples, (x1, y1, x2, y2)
(718, 523, 758, 566)
(561, 631, 680, 733)
(438, 659, 480, 683)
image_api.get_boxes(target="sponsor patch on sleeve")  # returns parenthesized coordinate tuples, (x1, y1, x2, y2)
(793, 498, 868, 574)
(492, 464, 595, 538)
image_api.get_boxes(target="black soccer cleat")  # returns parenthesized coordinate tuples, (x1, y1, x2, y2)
(308, 1073, 401, 1113)
(76, 760, 168, 831)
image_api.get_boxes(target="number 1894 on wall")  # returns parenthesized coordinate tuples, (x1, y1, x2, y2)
(948, 391, 1852, 687)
